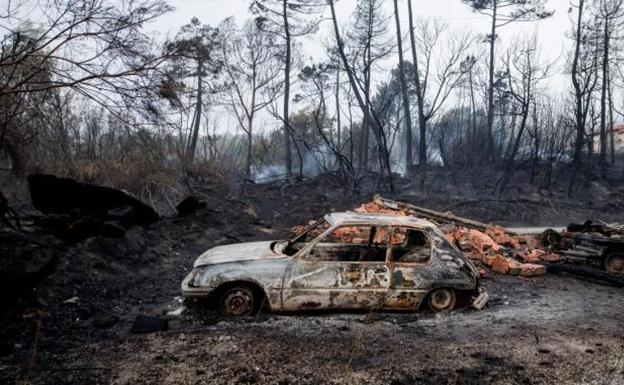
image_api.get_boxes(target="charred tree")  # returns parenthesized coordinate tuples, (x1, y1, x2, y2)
(220, 19, 282, 177)
(392, 0, 414, 176)
(329, 0, 393, 189)
(251, 0, 325, 179)
(462, 0, 552, 161)
(407, 0, 428, 182)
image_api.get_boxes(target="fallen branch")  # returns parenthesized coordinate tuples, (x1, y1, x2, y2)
(374, 195, 492, 232)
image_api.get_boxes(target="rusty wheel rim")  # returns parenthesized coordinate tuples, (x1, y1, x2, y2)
(223, 288, 253, 316)
(606, 254, 624, 275)
(429, 289, 455, 311)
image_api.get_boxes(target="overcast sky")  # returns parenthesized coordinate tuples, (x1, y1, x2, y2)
(154, 0, 575, 88)
(159, 0, 573, 54)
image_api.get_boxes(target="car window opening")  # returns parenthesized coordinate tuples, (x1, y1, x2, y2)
(305, 225, 388, 262)
(284, 219, 330, 256)
(391, 227, 431, 263)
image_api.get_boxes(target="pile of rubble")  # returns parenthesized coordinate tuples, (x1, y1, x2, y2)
(446, 226, 555, 277)
(355, 196, 558, 278)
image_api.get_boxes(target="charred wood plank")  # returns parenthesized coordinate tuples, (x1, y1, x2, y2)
(374, 195, 493, 232)
(565, 232, 624, 247)
(560, 255, 590, 264)
(562, 249, 602, 260)
(572, 245, 603, 255)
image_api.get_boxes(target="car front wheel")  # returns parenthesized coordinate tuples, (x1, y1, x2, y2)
(428, 288, 456, 312)
(218, 286, 257, 317)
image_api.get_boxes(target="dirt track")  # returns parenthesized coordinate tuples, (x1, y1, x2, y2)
(2, 274, 621, 385)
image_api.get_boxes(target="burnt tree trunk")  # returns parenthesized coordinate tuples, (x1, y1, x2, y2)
(282, 0, 293, 178)
(187, 59, 203, 163)
(407, 0, 427, 184)
(329, 0, 393, 190)
(393, 0, 413, 176)
(599, 15, 610, 169)
(570, 0, 586, 195)
(486, 1, 498, 160)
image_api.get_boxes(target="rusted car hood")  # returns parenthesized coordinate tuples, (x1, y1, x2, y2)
(193, 241, 282, 267)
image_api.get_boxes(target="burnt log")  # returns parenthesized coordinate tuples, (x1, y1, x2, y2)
(28, 174, 159, 225)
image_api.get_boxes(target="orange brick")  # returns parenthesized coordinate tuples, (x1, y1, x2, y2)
(491, 255, 511, 274)
(523, 249, 546, 263)
(467, 229, 502, 253)
(481, 254, 497, 267)
(486, 225, 519, 248)
(520, 263, 546, 277)
(507, 260, 522, 276)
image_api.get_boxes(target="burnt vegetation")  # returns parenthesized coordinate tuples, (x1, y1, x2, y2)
(0, 1, 623, 385)
(1, 0, 624, 198)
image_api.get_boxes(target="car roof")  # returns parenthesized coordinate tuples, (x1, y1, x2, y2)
(324, 212, 436, 229)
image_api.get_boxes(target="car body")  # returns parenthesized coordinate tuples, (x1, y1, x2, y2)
(182, 212, 488, 316)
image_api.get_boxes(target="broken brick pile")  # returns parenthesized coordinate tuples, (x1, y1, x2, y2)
(446, 226, 556, 277)
(354, 201, 559, 278)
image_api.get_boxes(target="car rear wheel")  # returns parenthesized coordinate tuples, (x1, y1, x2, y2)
(218, 286, 257, 317)
(605, 253, 624, 275)
(428, 288, 456, 312)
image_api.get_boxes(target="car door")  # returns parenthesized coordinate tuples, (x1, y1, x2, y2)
(280, 225, 390, 310)
(384, 227, 432, 310)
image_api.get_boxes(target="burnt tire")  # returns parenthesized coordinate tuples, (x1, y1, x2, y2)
(605, 253, 624, 275)
(218, 285, 258, 317)
(427, 288, 456, 312)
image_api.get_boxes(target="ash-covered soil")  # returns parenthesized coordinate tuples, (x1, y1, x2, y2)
(4, 275, 623, 385)
(1, 174, 623, 384)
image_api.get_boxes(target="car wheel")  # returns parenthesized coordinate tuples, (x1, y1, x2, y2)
(428, 288, 456, 312)
(605, 253, 624, 275)
(218, 286, 257, 317)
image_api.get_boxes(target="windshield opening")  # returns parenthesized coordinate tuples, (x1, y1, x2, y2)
(283, 218, 329, 255)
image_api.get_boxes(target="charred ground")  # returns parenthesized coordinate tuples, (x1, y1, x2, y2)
(0, 172, 623, 385)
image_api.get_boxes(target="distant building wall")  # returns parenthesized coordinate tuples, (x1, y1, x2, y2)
(592, 124, 624, 153)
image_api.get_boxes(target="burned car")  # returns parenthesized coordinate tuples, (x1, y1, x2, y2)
(182, 212, 488, 316)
